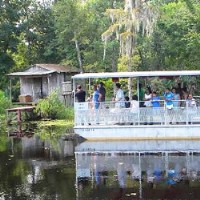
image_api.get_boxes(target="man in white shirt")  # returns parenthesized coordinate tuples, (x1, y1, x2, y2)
(115, 83, 125, 108)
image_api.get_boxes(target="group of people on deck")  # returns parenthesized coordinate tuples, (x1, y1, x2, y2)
(75, 82, 197, 110)
(136, 84, 197, 110)
(75, 82, 106, 109)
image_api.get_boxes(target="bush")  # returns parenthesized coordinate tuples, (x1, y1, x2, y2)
(35, 91, 74, 120)
(0, 90, 11, 115)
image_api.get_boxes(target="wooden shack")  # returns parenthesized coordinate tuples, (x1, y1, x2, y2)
(8, 64, 79, 103)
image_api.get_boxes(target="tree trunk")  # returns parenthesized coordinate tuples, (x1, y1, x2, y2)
(74, 34, 83, 73)
(127, 38, 134, 98)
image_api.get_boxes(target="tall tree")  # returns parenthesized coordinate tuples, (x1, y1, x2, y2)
(0, 0, 57, 90)
(102, 0, 158, 72)
(53, 0, 122, 72)
(53, 0, 90, 72)
(0, 0, 23, 89)
(142, 0, 200, 70)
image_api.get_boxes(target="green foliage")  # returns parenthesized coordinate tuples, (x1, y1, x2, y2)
(53, 0, 120, 72)
(0, 90, 11, 115)
(34, 123, 73, 154)
(35, 91, 74, 120)
(1, 0, 200, 92)
(138, 0, 200, 70)
(35, 121, 73, 139)
(118, 55, 140, 72)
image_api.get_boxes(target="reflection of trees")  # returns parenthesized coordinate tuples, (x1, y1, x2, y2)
(0, 152, 31, 198)
(0, 127, 8, 152)
(0, 156, 77, 199)
(0, 123, 77, 199)
(34, 125, 68, 158)
(7, 123, 36, 138)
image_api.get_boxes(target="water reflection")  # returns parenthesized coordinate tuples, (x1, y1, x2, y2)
(3, 123, 200, 199)
(7, 123, 35, 137)
(0, 123, 77, 200)
(75, 140, 200, 199)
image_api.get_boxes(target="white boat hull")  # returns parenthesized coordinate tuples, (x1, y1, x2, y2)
(75, 140, 200, 152)
(74, 124, 200, 140)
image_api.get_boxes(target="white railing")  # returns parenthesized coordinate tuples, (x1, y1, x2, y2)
(74, 101, 200, 126)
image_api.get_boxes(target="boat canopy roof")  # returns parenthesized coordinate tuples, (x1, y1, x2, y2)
(72, 70, 200, 79)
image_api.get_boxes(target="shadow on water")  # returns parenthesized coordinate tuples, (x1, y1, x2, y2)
(1, 124, 200, 199)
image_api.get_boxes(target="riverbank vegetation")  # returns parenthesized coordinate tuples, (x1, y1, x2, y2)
(1, 89, 73, 130)
(0, 91, 11, 121)
(35, 91, 74, 121)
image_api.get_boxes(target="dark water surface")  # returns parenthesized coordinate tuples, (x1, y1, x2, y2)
(1, 124, 200, 199)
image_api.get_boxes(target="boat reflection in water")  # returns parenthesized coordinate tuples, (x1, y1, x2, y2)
(75, 140, 200, 199)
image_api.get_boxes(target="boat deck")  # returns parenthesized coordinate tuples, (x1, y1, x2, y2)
(74, 102, 200, 126)
(74, 102, 200, 140)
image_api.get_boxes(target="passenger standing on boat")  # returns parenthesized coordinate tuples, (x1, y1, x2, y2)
(178, 84, 188, 107)
(125, 96, 131, 108)
(144, 86, 152, 107)
(139, 83, 145, 107)
(187, 94, 196, 108)
(130, 95, 139, 113)
(151, 92, 160, 108)
(98, 82, 106, 108)
(172, 88, 181, 124)
(144, 87, 153, 125)
(75, 85, 86, 125)
(75, 85, 86, 102)
(130, 95, 139, 125)
(187, 94, 196, 123)
(115, 83, 125, 108)
(164, 88, 174, 109)
(172, 88, 180, 107)
(164, 88, 174, 124)
(92, 85, 100, 109)
(151, 92, 160, 124)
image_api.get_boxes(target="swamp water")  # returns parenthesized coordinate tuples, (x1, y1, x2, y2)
(0, 124, 200, 199)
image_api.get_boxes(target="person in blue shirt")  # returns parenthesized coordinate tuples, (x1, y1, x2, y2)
(164, 88, 174, 109)
(151, 91, 160, 107)
(92, 85, 100, 109)
(150, 91, 160, 125)
(164, 88, 175, 124)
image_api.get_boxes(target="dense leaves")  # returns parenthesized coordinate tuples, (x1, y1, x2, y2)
(35, 90, 74, 120)
(138, 0, 200, 70)
(0, 90, 11, 115)
(0, 0, 200, 91)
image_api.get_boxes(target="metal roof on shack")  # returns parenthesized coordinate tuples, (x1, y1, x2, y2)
(33, 64, 79, 73)
(8, 64, 80, 77)
(8, 70, 55, 77)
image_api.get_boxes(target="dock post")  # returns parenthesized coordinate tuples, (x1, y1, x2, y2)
(17, 109, 22, 123)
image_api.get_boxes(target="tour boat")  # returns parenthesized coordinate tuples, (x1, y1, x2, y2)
(72, 70, 200, 141)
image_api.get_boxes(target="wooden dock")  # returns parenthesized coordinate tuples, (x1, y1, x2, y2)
(6, 106, 35, 123)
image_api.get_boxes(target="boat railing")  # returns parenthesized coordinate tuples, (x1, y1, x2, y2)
(74, 100, 200, 126)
